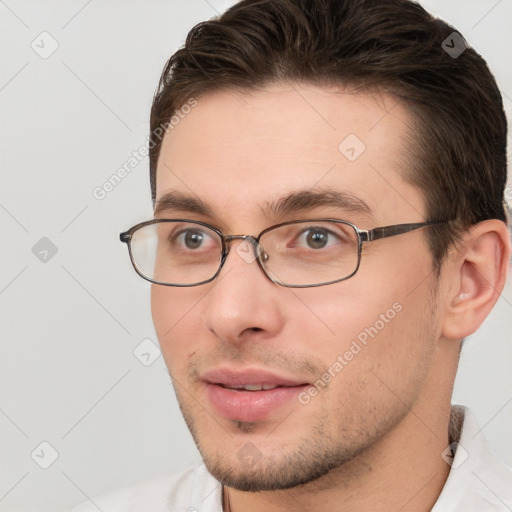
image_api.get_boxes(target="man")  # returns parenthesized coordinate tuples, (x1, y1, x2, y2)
(73, 0, 511, 510)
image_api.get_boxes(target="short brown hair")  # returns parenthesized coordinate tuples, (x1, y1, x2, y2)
(149, 0, 508, 269)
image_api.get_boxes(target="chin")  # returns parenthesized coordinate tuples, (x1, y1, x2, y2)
(199, 435, 356, 492)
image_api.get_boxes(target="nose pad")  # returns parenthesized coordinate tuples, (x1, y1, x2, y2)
(234, 236, 264, 264)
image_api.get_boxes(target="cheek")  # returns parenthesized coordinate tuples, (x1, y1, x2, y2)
(290, 279, 404, 351)
(151, 285, 205, 373)
(303, 295, 437, 437)
(291, 266, 436, 382)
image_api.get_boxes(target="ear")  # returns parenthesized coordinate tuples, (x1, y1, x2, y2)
(441, 219, 511, 340)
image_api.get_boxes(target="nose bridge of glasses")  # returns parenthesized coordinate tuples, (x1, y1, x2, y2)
(225, 234, 256, 248)
(223, 234, 267, 264)
(224, 234, 253, 243)
(223, 234, 260, 249)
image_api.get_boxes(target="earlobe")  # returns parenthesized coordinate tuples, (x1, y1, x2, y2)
(441, 220, 511, 340)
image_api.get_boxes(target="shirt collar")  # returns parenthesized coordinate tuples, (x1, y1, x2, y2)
(432, 405, 512, 511)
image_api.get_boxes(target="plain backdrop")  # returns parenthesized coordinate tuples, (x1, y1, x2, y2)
(1, 1, 511, 511)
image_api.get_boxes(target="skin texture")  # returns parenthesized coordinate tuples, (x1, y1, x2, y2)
(150, 83, 510, 512)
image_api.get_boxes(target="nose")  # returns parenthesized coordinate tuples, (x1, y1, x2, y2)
(203, 238, 284, 344)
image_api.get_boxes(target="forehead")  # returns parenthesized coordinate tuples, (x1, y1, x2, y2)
(155, 83, 425, 227)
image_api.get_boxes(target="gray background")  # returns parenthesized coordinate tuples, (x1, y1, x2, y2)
(0, 1, 511, 511)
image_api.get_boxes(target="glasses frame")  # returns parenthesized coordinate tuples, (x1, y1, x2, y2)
(120, 218, 443, 288)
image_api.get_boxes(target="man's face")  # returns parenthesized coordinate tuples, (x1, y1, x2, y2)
(151, 84, 443, 490)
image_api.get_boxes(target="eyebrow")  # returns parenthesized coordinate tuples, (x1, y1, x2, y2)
(263, 189, 373, 220)
(154, 191, 215, 217)
(154, 188, 373, 222)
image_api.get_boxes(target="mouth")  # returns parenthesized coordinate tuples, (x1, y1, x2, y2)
(215, 383, 302, 391)
(201, 368, 310, 422)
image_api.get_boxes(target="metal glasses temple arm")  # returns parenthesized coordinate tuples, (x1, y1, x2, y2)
(360, 221, 441, 242)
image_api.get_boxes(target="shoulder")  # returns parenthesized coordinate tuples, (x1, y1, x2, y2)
(68, 463, 222, 512)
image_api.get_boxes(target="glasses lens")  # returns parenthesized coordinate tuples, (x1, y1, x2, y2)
(129, 221, 223, 285)
(259, 220, 360, 286)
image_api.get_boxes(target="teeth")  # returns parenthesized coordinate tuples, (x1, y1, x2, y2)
(244, 384, 263, 391)
(225, 384, 279, 391)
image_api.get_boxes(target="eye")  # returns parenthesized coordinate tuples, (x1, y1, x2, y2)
(171, 227, 217, 251)
(179, 229, 205, 249)
(294, 227, 342, 250)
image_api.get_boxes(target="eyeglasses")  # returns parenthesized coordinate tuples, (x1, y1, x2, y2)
(120, 218, 441, 288)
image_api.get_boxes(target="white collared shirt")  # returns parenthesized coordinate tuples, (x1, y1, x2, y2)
(68, 406, 512, 511)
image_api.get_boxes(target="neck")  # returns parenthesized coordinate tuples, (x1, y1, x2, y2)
(223, 403, 455, 512)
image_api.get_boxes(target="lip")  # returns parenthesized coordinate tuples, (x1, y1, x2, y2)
(202, 368, 309, 388)
(202, 367, 310, 422)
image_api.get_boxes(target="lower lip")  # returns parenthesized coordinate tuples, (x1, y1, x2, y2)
(204, 383, 308, 422)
